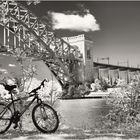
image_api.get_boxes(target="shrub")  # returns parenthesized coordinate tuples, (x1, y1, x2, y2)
(37, 80, 62, 106)
(100, 77, 140, 132)
(61, 82, 91, 98)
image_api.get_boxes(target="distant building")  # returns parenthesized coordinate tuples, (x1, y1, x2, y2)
(63, 34, 140, 84)
(63, 34, 94, 82)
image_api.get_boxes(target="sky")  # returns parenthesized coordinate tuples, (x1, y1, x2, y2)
(23, 1, 140, 67)
(1, 1, 140, 68)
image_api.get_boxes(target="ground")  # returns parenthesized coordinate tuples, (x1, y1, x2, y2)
(1, 93, 140, 140)
(0, 127, 135, 140)
(1, 122, 140, 140)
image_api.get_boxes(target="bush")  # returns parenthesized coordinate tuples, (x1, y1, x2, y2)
(100, 78, 140, 132)
(37, 80, 62, 105)
(62, 82, 91, 98)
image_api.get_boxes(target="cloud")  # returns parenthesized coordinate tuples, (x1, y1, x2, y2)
(50, 11, 100, 32)
(9, 64, 16, 67)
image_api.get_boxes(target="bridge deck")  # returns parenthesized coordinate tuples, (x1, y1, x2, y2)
(94, 62, 140, 71)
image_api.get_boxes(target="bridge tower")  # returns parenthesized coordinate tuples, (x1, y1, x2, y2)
(63, 34, 94, 82)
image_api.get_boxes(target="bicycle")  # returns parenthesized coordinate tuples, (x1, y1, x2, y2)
(0, 79, 59, 134)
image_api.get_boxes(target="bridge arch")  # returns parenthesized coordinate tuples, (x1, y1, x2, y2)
(0, 1, 82, 86)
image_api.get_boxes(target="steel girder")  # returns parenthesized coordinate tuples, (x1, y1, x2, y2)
(0, 1, 82, 86)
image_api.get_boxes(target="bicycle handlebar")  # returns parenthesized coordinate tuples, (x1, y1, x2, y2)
(0, 79, 48, 95)
(28, 79, 48, 94)
(40, 79, 48, 87)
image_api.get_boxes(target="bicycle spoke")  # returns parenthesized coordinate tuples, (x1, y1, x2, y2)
(32, 103, 59, 133)
(0, 103, 12, 134)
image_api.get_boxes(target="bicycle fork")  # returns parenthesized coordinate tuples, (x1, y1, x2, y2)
(39, 104, 48, 121)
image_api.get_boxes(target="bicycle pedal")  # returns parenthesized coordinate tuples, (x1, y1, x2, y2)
(13, 123, 18, 129)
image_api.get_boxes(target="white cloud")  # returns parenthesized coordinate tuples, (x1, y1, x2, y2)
(50, 12, 100, 32)
(9, 64, 16, 67)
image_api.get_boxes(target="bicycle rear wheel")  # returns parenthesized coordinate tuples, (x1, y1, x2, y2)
(32, 103, 59, 133)
(0, 102, 12, 134)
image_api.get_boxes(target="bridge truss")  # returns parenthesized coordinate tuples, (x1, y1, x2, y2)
(0, 1, 82, 86)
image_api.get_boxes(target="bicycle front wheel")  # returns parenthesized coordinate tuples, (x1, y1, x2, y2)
(0, 102, 12, 134)
(32, 103, 59, 133)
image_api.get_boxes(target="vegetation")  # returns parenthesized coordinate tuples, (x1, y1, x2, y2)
(97, 76, 140, 134)
(0, 49, 62, 132)
(61, 82, 91, 98)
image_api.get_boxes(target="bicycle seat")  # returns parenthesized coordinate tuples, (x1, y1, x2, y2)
(4, 85, 17, 91)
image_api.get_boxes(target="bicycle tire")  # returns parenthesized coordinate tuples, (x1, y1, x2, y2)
(0, 102, 12, 134)
(32, 103, 59, 133)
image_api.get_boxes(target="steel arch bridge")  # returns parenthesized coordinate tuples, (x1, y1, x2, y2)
(0, 1, 82, 87)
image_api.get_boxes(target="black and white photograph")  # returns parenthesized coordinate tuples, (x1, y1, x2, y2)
(0, 0, 140, 139)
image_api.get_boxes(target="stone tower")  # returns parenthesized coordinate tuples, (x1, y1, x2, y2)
(63, 34, 94, 82)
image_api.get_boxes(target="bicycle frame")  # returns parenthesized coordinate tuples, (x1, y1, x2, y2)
(1, 91, 41, 117)
(0, 79, 47, 118)
(0, 79, 59, 134)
